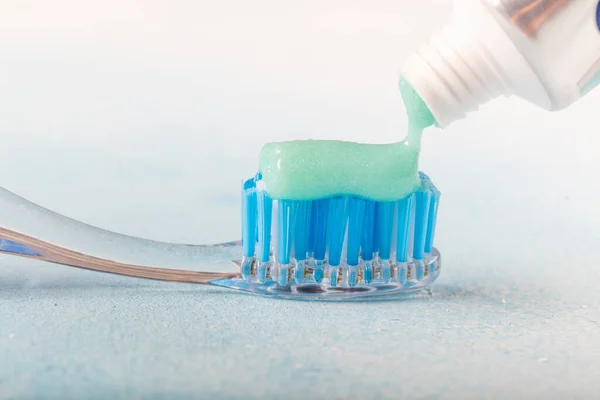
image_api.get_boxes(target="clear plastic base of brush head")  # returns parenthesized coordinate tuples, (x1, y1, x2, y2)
(214, 249, 440, 300)
(238, 172, 441, 300)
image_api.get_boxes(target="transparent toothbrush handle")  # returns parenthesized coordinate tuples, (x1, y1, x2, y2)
(0, 186, 241, 283)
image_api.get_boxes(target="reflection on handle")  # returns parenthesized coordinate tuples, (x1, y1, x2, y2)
(0, 227, 238, 283)
(0, 186, 241, 284)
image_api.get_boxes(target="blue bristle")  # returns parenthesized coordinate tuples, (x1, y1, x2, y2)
(313, 267, 324, 283)
(277, 200, 297, 285)
(242, 179, 257, 258)
(375, 202, 395, 260)
(346, 197, 365, 266)
(361, 201, 376, 261)
(310, 199, 329, 261)
(308, 199, 327, 286)
(363, 264, 373, 283)
(241, 179, 257, 278)
(294, 201, 312, 282)
(257, 192, 272, 263)
(243, 177, 257, 191)
(348, 268, 358, 287)
(361, 200, 377, 284)
(326, 197, 348, 287)
(373, 205, 380, 256)
(424, 190, 440, 253)
(395, 195, 413, 263)
(376, 201, 395, 282)
(277, 200, 295, 265)
(413, 191, 432, 261)
(307, 202, 314, 255)
(293, 201, 311, 261)
(327, 197, 348, 267)
(347, 197, 365, 287)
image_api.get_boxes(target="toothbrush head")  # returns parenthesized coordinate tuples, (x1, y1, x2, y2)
(211, 172, 442, 300)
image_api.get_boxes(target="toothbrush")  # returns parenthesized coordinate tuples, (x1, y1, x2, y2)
(0, 171, 441, 300)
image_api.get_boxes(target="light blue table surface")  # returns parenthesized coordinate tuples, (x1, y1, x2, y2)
(2, 1, 600, 399)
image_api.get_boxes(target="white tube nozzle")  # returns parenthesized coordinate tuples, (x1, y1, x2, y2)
(401, 0, 551, 128)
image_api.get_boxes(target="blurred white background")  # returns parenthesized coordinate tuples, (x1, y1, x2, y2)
(2, 6, 600, 397)
(1, 0, 599, 250)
